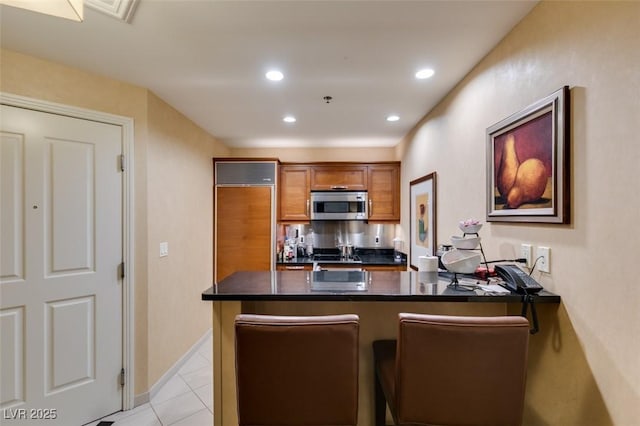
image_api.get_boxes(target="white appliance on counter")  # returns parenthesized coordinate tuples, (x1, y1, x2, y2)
(214, 160, 276, 283)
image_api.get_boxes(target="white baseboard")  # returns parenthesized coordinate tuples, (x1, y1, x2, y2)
(133, 391, 150, 407)
(132, 328, 213, 408)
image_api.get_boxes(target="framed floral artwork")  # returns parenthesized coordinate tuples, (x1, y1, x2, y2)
(409, 172, 436, 270)
(486, 86, 570, 223)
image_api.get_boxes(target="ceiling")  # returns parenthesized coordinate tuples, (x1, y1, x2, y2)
(0, 0, 537, 148)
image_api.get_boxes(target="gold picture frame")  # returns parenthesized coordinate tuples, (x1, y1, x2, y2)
(486, 86, 570, 223)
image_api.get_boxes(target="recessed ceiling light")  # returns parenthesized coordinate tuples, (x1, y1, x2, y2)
(266, 70, 284, 81)
(283, 116, 296, 123)
(415, 68, 435, 79)
(386, 115, 400, 122)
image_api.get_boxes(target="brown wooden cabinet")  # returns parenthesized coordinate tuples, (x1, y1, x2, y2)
(279, 162, 401, 223)
(215, 186, 273, 282)
(367, 163, 400, 222)
(310, 165, 368, 191)
(362, 265, 406, 271)
(279, 165, 311, 221)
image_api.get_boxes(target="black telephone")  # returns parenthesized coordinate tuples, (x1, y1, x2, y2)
(495, 264, 543, 294)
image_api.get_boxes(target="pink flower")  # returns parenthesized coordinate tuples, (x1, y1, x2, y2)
(459, 218, 481, 227)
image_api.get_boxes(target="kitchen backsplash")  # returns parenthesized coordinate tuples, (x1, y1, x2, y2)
(279, 221, 397, 250)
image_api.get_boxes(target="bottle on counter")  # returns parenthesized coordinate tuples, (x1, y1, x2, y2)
(283, 238, 291, 260)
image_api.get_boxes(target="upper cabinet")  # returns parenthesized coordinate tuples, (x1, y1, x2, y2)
(310, 165, 368, 191)
(279, 165, 311, 222)
(279, 162, 400, 223)
(368, 164, 400, 222)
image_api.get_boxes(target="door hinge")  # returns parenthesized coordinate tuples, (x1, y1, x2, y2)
(120, 368, 125, 387)
(119, 154, 126, 172)
(119, 262, 125, 279)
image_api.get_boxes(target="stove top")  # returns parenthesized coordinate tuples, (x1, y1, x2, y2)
(312, 254, 362, 263)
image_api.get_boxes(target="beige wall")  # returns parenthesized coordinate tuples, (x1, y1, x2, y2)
(231, 146, 397, 162)
(146, 91, 229, 382)
(0, 49, 231, 395)
(397, 2, 639, 424)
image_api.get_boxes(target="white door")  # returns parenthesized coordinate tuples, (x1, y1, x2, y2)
(1, 105, 123, 425)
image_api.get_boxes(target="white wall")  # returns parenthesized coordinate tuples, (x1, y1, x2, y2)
(397, 2, 639, 424)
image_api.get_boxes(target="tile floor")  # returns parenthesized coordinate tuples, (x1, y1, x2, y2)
(88, 334, 213, 426)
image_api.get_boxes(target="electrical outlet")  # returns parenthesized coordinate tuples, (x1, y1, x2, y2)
(536, 246, 550, 273)
(160, 242, 169, 257)
(520, 244, 533, 267)
(375, 236, 380, 246)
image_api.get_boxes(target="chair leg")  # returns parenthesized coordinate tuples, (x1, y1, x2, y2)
(374, 369, 387, 426)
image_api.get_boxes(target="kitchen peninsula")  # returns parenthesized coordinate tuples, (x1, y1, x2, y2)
(202, 271, 559, 426)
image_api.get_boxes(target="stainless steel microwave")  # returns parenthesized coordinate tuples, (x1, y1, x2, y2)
(310, 191, 368, 220)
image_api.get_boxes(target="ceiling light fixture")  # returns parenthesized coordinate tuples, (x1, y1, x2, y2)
(415, 68, 435, 79)
(0, 0, 83, 21)
(283, 116, 296, 123)
(265, 70, 284, 81)
(386, 115, 400, 122)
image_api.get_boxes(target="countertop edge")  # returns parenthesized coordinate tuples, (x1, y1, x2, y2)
(201, 286, 560, 303)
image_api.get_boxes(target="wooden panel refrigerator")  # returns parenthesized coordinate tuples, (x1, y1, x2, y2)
(214, 160, 276, 283)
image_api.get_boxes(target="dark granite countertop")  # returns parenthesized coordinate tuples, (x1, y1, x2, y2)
(278, 248, 407, 267)
(202, 270, 560, 303)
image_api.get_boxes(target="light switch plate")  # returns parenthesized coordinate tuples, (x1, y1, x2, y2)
(537, 246, 550, 273)
(160, 242, 169, 257)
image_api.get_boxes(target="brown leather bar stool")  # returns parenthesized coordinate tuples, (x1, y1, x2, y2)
(373, 313, 530, 426)
(234, 313, 360, 426)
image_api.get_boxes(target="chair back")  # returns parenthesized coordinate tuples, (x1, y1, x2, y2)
(394, 313, 529, 426)
(235, 314, 359, 426)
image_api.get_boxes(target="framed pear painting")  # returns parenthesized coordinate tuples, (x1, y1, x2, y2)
(486, 86, 570, 224)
